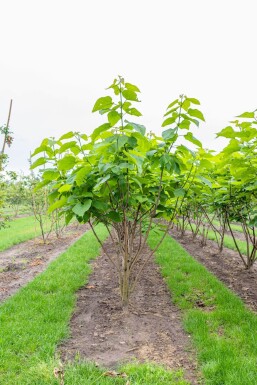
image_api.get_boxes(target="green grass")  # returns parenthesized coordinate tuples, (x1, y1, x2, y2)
(148, 232, 257, 385)
(0, 226, 189, 385)
(3, 204, 32, 217)
(61, 362, 189, 385)
(0, 215, 60, 251)
(199, 216, 243, 233)
(188, 223, 248, 257)
(211, 219, 242, 233)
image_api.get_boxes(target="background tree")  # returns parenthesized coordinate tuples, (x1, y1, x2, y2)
(0, 100, 14, 228)
(216, 110, 257, 268)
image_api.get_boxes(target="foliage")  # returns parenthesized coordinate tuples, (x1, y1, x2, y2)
(4, 172, 30, 217)
(171, 108, 257, 269)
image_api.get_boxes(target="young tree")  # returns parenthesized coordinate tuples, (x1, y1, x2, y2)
(0, 100, 13, 171)
(0, 100, 13, 228)
(216, 109, 257, 268)
(5, 173, 29, 217)
(31, 77, 205, 306)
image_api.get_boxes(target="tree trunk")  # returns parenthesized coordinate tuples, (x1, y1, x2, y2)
(120, 268, 130, 308)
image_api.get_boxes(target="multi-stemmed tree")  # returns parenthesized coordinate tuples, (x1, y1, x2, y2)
(31, 77, 205, 306)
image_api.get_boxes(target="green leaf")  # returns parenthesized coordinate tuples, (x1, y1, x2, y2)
(33, 179, 51, 192)
(125, 121, 146, 136)
(42, 170, 60, 180)
(59, 131, 74, 140)
(122, 89, 139, 101)
(107, 81, 120, 95)
(164, 107, 179, 117)
(30, 157, 47, 169)
(187, 98, 200, 105)
(174, 188, 185, 197)
(236, 111, 255, 118)
(108, 110, 121, 126)
(115, 135, 129, 150)
(92, 200, 108, 211)
(146, 150, 157, 157)
(125, 82, 140, 92)
(59, 141, 77, 154)
(91, 123, 111, 141)
(126, 107, 142, 117)
(188, 108, 205, 121)
(131, 176, 143, 191)
(222, 139, 240, 154)
(31, 145, 53, 157)
(75, 166, 91, 186)
(162, 128, 177, 141)
(107, 211, 122, 222)
(58, 184, 72, 193)
(182, 99, 190, 111)
(181, 114, 199, 127)
(198, 176, 212, 188)
(94, 174, 111, 190)
(70, 145, 80, 155)
(122, 102, 142, 116)
(124, 151, 144, 174)
(92, 96, 113, 112)
(184, 132, 202, 147)
(119, 162, 134, 170)
(72, 199, 92, 217)
(179, 119, 191, 130)
(65, 212, 74, 225)
(48, 197, 67, 213)
(58, 156, 76, 171)
(162, 116, 177, 127)
(216, 126, 235, 138)
(167, 99, 178, 109)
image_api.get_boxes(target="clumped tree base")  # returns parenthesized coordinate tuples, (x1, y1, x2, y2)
(89, 222, 171, 308)
(60, 236, 198, 384)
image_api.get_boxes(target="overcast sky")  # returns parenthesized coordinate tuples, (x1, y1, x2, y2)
(0, 0, 256, 173)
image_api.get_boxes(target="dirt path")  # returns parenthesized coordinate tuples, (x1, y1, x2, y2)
(60, 239, 200, 385)
(171, 229, 257, 313)
(0, 223, 89, 303)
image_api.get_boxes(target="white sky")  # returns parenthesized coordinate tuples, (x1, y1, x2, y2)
(0, 0, 256, 172)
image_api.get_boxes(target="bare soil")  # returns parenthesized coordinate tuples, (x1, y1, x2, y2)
(60, 239, 200, 385)
(171, 229, 257, 313)
(0, 223, 89, 302)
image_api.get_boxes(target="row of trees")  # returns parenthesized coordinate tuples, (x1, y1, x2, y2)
(1, 100, 70, 242)
(1, 171, 68, 242)
(0, 76, 247, 305)
(31, 77, 257, 307)
(176, 109, 257, 269)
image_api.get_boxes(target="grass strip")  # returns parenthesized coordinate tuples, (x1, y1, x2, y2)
(201, 218, 243, 233)
(148, 232, 257, 385)
(188, 223, 248, 256)
(211, 219, 242, 233)
(0, 226, 189, 385)
(0, 215, 50, 251)
(62, 361, 189, 385)
(0, 225, 108, 384)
